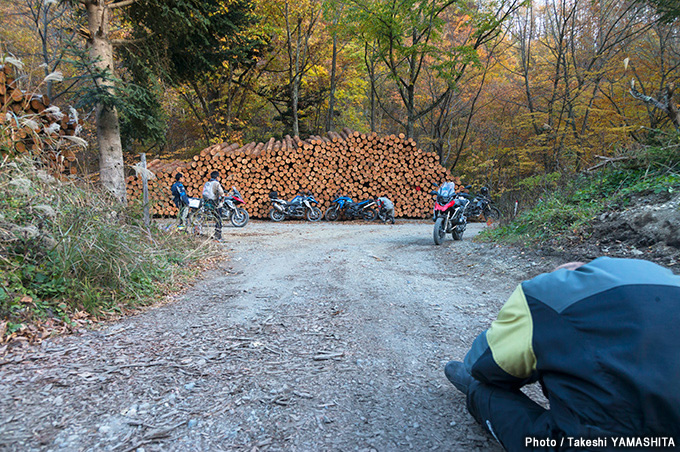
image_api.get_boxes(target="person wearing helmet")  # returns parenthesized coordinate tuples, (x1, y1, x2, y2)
(202, 170, 225, 240)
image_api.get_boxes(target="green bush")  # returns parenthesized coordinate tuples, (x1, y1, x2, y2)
(480, 155, 680, 246)
(0, 159, 214, 334)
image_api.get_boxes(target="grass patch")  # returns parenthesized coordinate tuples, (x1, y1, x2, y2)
(479, 144, 680, 246)
(0, 159, 216, 342)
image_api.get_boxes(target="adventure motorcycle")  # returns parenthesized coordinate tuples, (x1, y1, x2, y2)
(325, 194, 377, 221)
(347, 199, 377, 221)
(431, 182, 470, 245)
(464, 187, 501, 222)
(269, 190, 322, 222)
(220, 186, 249, 227)
(324, 194, 354, 221)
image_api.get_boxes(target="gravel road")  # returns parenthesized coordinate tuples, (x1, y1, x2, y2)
(0, 220, 563, 451)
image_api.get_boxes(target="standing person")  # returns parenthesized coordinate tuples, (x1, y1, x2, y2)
(170, 172, 190, 228)
(202, 170, 225, 240)
(445, 257, 680, 451)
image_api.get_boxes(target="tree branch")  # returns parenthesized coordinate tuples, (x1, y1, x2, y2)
(108, 0, 137, 9)
(110, 38, 144, 47)
(630, 83, 670, 113)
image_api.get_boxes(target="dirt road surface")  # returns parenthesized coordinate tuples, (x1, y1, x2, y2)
(0, 221, 562, 451)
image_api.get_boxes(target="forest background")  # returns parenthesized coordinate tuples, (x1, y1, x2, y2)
(3, 0, 680, 204)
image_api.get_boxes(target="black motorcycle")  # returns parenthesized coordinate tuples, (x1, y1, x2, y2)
(324, 194, 377, 221)
(268, 190, 322, 222)
(345, 198, 378, 221)
(464, 187, 501, 222)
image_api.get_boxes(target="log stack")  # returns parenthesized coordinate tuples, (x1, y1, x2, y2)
(126, 128, 456, 219)
(0, 64, 83, 176)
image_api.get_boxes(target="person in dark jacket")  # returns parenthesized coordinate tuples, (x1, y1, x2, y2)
(170, 172, 189, 228)
(445, 257, 680, 451)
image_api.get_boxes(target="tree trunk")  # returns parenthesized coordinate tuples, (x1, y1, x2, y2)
(285, 3, 301, 138)
(86, 0, 126, 203)
(326, 16, 339, 132)
(406, 83, 415, 138)
(364, 42, 378, 133)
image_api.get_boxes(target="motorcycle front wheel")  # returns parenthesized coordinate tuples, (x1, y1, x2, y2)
(269, 208, 285, 222)
(362, 208, 377, 222)
(324, 206, 339, 221)
(484, 206, 501, 222)
(231, 207, 249, 227)
(433, 217, 446, 245)
(192, 209, 212, 236)
(307, 206, 322, 222)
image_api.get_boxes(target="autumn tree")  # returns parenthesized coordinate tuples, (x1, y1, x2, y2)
(0, 0, 81, 101)
(122, 0, 264, 148)
(55, 0, 262, 201)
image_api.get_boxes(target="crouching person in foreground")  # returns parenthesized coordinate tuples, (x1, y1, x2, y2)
(445, 257, 680, 451)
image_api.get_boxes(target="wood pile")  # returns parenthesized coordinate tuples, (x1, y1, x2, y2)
(0, 64, 83, 176)
(127, 128, 454, 219)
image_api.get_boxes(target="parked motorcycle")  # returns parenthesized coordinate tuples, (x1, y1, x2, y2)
(269, 190, 322, 222)
(325, 194, 377, 221)
(220, 186, 249, 227)
(431, 182, 470, 245)
(464, 187, 501, 222)
(324, 194, 354, 221)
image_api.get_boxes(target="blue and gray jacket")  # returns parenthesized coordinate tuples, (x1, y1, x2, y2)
(171, 181, 189, 207)
(465, 257, 680, 439)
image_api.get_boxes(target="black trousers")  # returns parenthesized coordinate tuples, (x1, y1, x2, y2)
(467, 381, 555, 451)
(211, 208, 222, 239)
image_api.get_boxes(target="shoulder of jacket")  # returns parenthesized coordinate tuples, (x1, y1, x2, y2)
(522, 257, 678, 313)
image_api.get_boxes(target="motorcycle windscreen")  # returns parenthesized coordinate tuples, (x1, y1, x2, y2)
(438, 182, 456, 198)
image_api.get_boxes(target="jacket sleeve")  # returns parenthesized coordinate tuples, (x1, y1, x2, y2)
(464, 284, 538, 389)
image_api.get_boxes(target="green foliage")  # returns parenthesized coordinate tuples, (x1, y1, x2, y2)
(125, 0, 266, 86)
(480, 157, 680, 245)
(65, 45, 168, 147)
(0, 159, 211, 336)
(516, 172, 561, 192)
(642, 0, 680, 23)
(347, 0, 463, 83)
(116, 78, 168, 149)
(482, 195, 600, 244)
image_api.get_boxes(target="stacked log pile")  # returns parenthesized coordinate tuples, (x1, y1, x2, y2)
(127, 128, 454, 219)
(0, 64, 83, 176)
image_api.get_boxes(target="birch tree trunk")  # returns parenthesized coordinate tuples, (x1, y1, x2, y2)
(85, 0, 127, 204)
